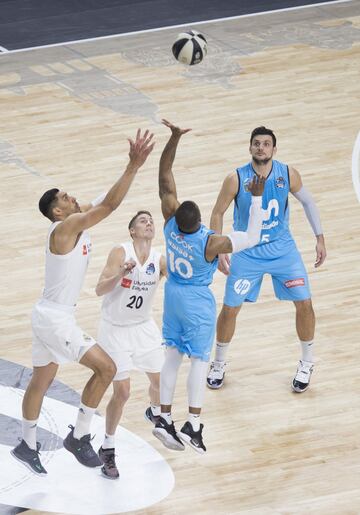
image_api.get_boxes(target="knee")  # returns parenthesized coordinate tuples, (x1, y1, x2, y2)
(98, 357, 117, 383)
(295, 299, 314, 315)
(220, 305, 240, 321)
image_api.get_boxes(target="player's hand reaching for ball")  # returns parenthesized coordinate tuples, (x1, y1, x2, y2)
(162, 119, 192, 138)
(248, 176, 265, 196)
(128, 129, 155, 170)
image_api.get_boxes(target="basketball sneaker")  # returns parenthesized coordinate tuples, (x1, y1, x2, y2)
(207, 361, 226, 389)
(10, 439, 47, 475)
(177, 422, 206, 454)
(63, 425, 102, 467)
(292, 360, 314, 393)
(98, 447, 119, 480)
(144, 407, 161, 425)
(152, 417, 185, 451)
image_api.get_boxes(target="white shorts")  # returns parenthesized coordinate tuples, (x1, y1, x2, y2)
(97, 318, 165, 381)
(32, 299, 96, 367)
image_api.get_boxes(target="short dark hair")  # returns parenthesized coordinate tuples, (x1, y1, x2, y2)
(250, 126, 276, 147)
(39, 188, 59, 221)
(175, 201, 201, 233)
(128, 210, 152, 230)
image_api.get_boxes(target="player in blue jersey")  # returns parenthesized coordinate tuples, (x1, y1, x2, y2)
(152, 120, 265, 453)
(206, 126, 326, 393)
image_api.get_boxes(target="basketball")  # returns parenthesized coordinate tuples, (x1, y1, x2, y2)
(172, 30, 207, 65)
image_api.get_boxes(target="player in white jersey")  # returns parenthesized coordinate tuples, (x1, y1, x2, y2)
(11, 129, 155, 475)
(95, 211, 166, 479)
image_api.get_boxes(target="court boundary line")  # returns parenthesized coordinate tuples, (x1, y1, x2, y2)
(0, 45, 9, 52)
(0, 0, 353, 55)
(351, 131, 360, 203)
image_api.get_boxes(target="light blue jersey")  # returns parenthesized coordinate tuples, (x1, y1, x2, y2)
(163, 216, 218, 361)
(234, 160, 294, 257)
(224, 160, 311, 307)
(164, 216, 218, 286)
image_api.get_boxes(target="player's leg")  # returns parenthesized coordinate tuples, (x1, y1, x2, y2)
(132, 319, 164, 425)
(145, 372, 161, 424)
(178, 356, 209, 453)
(207, 304, 242, 389)
(207, 254, 263, 389)
(11, 363, 58, 475)
(99, 378, 130, 480)
(271, 246, 314, 392)
(292, 298, 315, 392)
(63, 344, 116, 467)
(152, 346, 185, 451)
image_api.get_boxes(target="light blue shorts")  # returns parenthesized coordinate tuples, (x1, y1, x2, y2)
(224, 244, 311, 307)
(162, 281, 216, 362)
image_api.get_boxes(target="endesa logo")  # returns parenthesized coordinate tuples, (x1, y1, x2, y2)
(285, 278, 305, 288)
(121, 277, 132, 288)
(170, 232, 193, 251)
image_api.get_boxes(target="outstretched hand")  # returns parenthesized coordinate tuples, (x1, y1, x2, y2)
(128, 129, 155, 169)
(162, 119, 192, 137)
(248, 175, 266, 196)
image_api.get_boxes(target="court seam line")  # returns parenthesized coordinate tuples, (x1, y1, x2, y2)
(351, 131, 360, 203)
(0, 0, 353, 55)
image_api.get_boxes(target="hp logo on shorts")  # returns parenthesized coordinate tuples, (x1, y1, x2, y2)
(234, 279, 250, 295)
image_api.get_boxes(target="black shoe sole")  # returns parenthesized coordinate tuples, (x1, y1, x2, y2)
(100, 467, 119, 480)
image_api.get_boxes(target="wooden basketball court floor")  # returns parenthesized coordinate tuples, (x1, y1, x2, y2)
(1, 1, 360, 513)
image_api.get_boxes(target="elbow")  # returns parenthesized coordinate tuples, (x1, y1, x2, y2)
(95, 285, 102, 297)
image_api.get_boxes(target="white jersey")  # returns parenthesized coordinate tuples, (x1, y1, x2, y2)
(42, 222, 92, 307)
(101, 241, 162, 326)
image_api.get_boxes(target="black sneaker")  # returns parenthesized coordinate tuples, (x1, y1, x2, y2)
(177, 422, 206, 454)
(63, 425, 102, 467)
(207, 361, 226, 389)
(292, 360, 314, 393)
(98, 447, 119, 480)
(152, 417, 185, 451)
(10, 439, 47, 475)
(144, 407, 161, 425)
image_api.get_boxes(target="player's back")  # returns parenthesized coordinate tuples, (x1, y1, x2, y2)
(163, 216, 218, 287)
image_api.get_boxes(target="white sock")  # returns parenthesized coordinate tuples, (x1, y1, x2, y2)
(103, 433, 116, 449)
(300, 340, 314, 362)
(161, 412, 172, 424)
(73, 402, 96, 440)
(188, 413, 201, 432)
(151, 405, 161, 417)
(214, 342, 229, 363)
(22, 418, 38, 450)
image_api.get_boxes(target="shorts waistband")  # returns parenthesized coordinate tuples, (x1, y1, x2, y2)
(37, 298, 76, 314)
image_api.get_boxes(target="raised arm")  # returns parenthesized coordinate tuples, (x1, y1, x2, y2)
(206, 177, 265, 261)
(209, 171, 239, 273)
(54, 129, 155, 253)
(95, 247, 136, 297)
(159, 119, 191, 222)
(289, 166, 326, 268)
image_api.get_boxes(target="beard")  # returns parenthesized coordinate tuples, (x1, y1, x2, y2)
(253, 156, 272, 166)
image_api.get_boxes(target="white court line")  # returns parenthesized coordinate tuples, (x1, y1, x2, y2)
(351, 131, 360, 203)
(0, 45, 9, 52)
(0, 0, 353, 55)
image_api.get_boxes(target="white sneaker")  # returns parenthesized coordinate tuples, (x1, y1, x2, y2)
(292, 360, 314, 393)
(206, 361, 226, 389)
